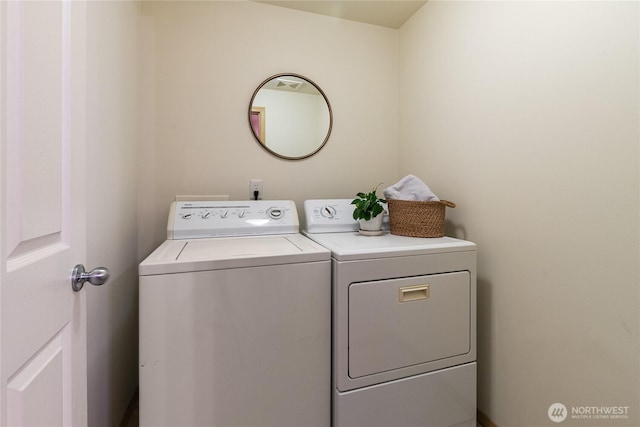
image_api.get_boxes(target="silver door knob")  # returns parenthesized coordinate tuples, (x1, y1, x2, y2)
(71, 264, 111, 292)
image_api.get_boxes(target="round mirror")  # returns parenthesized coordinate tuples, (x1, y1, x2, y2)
(248, 73, 332, 160)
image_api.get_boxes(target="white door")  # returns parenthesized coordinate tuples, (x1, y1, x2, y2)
(1, 1, 90, 425)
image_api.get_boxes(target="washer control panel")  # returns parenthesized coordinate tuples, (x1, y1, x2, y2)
(168, 200, 299, 239)
(303, 199, 389, 233)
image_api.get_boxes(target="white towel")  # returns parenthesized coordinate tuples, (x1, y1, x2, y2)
(383, 175, 439, 201)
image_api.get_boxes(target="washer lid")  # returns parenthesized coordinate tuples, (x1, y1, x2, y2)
(139, 234, 330, 276)
(302, 232, 475, 261)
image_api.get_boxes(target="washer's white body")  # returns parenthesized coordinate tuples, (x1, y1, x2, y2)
(139, 201, 331, 427)
(304, 200, 477, 427)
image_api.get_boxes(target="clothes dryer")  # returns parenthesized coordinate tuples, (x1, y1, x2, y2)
(139, 200, 331, 427)
(303, 199, 477, 427)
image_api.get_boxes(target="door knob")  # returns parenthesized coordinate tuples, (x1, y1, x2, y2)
(71, 264, 111, 292)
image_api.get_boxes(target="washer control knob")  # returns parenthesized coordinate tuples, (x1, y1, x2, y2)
(220, 211, 228, 218)
(267, 207, 283, 219)
(182, 213, 192, 219)
(201, 212, 211, 219)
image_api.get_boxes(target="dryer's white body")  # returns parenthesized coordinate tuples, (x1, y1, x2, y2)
(304, 200, 477, 427)
(139, 201, 331, 427)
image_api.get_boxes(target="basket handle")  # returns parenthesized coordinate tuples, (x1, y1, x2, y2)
(440, 200, 456, 208)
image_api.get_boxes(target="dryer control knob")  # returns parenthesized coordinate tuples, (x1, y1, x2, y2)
(321, 205, 336, 218)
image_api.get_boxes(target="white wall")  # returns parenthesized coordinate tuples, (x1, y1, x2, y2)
(138, 1, 399, 253)
(85, 2, 140, 426)
(399, 2, 639, 426)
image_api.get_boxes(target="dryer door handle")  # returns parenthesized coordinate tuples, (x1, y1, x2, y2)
(399, 284, 430, 302)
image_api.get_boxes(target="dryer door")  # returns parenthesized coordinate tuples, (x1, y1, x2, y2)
(348, 272, 471, 378)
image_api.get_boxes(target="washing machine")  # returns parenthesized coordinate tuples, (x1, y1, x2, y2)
(139, 200, 331, 427)
(303, 199, 477, 427)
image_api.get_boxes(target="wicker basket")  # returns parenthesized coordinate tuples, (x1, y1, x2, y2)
(387, 199, 456, 238)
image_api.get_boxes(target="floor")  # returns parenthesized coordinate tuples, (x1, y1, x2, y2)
(120, 390, 139, 427)
(120, 393, 483, 427)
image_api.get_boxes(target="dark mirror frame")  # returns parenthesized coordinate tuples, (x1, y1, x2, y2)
(248, 73, 333, 160)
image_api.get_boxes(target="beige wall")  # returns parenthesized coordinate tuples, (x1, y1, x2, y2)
(138, 1, 399, 254)
(85, 2, 140, 425)
(83, 1, 639, 425)
(399, 2, 639, 426)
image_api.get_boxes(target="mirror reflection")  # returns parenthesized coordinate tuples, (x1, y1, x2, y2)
(249, 73, 332, 160)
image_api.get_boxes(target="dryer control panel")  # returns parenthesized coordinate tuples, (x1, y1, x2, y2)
(167, 200, 299, 239)
(304, 199, 388, 233)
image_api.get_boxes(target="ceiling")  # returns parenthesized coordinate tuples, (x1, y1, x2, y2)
(255, 1, 427, 29)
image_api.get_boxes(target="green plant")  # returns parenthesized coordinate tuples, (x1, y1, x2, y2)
(351, 185, 387, 221)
